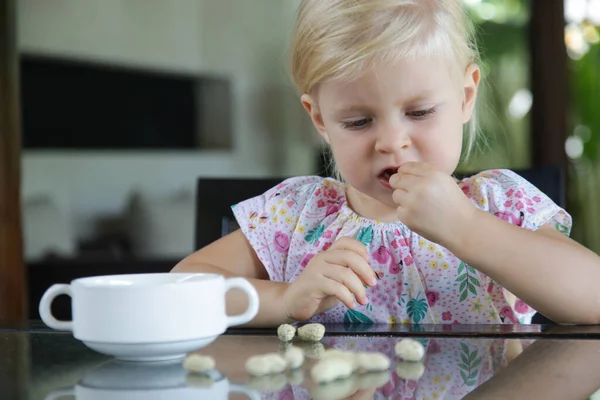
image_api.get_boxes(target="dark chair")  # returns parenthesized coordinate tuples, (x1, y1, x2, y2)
(195, 178, 286, 250)
(195, 165, 565, 324)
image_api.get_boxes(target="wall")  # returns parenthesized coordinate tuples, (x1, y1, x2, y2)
(17, 0, 317, 241)
(17, 0, 204, 73)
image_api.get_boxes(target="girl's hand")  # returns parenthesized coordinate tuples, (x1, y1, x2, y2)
(283, 237, 378, 321)
(389, 162, 478, 249)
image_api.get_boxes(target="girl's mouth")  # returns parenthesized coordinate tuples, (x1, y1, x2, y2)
(379, 168, 397, 181)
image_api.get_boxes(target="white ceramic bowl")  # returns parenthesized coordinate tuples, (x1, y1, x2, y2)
(39, 273, 260, 361)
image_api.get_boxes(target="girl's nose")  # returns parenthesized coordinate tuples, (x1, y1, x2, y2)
(374, 123, 411, 154)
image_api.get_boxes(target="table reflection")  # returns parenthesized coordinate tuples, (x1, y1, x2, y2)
(37, 334, 600, 400)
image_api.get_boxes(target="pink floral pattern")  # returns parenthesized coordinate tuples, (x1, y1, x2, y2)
(273, 231, 290, 254)
(232, 170, 572, 324)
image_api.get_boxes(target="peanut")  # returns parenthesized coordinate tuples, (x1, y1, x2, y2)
(183, 354, 215, 373)
(298, 323, 326, 341)
(311, 356, 354, 384)
(245, 353, 287, 376)
(283, 346, 305, 370)
(277, 323, 296, 342)
(395, 338, 425, 361)
(322, 349, 359, 371)
(356, 352, 391, 372)
(295, 341, 325, 359)
(395, 361, 425, 380)
(311, 376, 356, 400)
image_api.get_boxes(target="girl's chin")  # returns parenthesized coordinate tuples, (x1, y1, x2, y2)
(351, 191, 398, 222)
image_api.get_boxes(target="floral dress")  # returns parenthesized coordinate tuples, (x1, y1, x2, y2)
(231, 169, 572, 325)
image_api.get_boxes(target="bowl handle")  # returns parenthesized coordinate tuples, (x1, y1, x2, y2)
(39, 284, 74, 331)
(224, 278, 259, 327)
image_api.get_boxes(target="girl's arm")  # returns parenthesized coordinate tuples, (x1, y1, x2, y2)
(464, 339, 600, 399)
(172, 229, 291, 327)
(450, 209, 600, 325)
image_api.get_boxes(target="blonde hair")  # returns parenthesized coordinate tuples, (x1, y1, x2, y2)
(291, 0, 481, 161)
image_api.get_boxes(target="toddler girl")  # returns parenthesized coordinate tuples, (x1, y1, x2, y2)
(174, 0, 600, 326)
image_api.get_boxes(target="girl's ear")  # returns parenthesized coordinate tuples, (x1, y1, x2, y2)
(301, 94, 330, 143)
(462, 63, 481, 124)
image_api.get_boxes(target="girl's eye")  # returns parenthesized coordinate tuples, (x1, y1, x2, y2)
(408, 107, 436, 119)
(341, 118, 372, 129)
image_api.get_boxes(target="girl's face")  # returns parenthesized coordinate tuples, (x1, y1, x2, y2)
(302, 57, 480, 221)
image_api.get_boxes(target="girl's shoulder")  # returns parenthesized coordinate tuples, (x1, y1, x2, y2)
(230, 176, 348, 282)
(230, 175, 348, 239)
(458, 168, 551, 203)
(460, 168, 532, 187)
(259, 175, 346, 206)
(459, 169, 572, 234)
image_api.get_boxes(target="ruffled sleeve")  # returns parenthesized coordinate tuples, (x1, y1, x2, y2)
(460, 169, 572, 236)
(231, 176, 324, 281)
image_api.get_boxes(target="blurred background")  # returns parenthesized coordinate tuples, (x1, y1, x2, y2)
(13, 0, 600, 269)
(460, 0, 600, 257)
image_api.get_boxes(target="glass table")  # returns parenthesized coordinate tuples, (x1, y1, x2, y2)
(2, 322, 600, 400)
